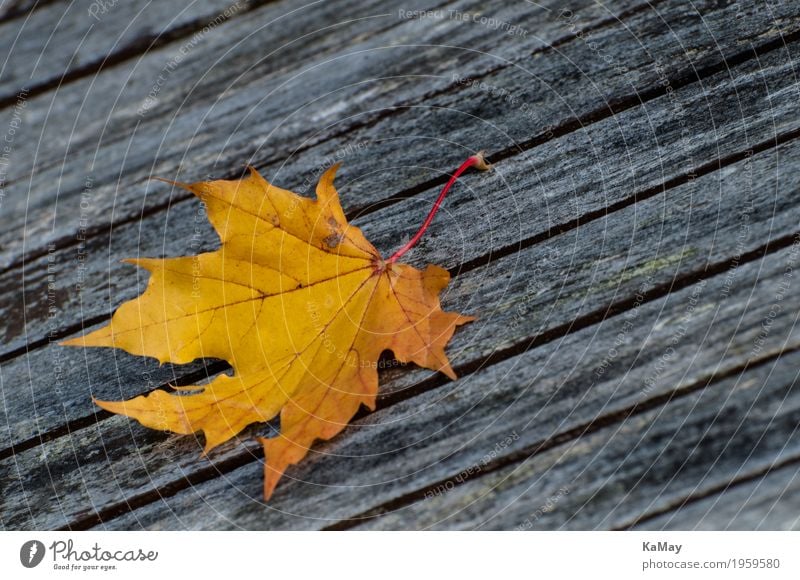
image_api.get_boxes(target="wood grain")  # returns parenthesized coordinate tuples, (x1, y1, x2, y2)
(0, 0, 636, 264)
(352, 349, 800, 530)
(633, 463, 800, 531)
(0, 0, 250, 104)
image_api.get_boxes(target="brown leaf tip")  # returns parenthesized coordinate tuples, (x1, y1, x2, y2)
(471, 150, 493, 171)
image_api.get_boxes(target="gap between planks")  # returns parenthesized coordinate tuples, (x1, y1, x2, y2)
(617, 452, 800, 530)
(0, 0, 59, 25)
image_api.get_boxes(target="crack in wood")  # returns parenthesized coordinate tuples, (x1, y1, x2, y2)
(0, 0, 60, 25)
(616, 454, 800, 530)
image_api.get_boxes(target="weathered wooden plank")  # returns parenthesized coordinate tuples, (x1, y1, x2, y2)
(0, 0, 249, 104)
(3, 131, 798, 528)
(2, 0, 795, 269)
(352, 349, 800, 530)
(0, 0, 53, 23)
(633, 463, 800, 531)
(92, 238, 800, 530)
(1, 34, 795, 364)
(0, 343, 223, 452)
(0, 0, 628, 263)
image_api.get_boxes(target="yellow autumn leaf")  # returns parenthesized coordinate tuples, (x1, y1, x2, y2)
(63, 155, 487, 499)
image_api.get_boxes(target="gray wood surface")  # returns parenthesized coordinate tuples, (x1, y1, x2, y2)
(0, 0, 245, 104)
(0, 0, 52, 23)
(352, 349, 800, 530)
(634, 463, 800, 531)
(1, 0, 799, 530)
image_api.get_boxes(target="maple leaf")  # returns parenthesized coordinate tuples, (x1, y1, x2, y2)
(63, 155, 488, 499)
